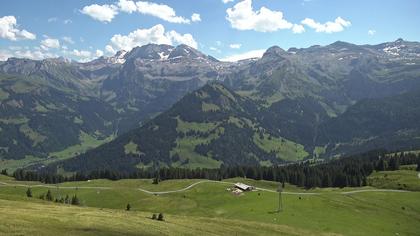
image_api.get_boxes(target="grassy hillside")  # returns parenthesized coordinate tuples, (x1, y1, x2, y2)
(51, 83, 309, 172)
(368, 169, 420, 191)
(1, 174, 419, 235)
(0, 199, 311, 236)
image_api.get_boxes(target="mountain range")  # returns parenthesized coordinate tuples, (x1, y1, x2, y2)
(1, 39, 420, 172)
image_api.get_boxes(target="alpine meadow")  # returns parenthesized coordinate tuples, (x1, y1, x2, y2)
(0, 0, 420, 235)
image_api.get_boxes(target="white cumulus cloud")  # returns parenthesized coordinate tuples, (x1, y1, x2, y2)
(1, 48, 57, 60)
(118, 0, 137, 13)
(136, 1, 190, 24)
(0, 16, 36, 41)
(108, 24, 197, 52)
(222, 0, 235, 3)
(71, 49, 92, 58)
(95, 49, 104, 57)
(81, 4, 118, 23)
(292, 24, 305, 34)
(221, 49, 265, 62)
(301, 17, 351, 33)
(15, 50, 57, 60)
(41, 37, 60, 50)
(105, 44, 117, 54)
(82, 1, 197, 24)
(166, 30, 198, 48)
(191, 13, 201, 22)
(229, 43, 241, 49)
(226, 0, 293, 32)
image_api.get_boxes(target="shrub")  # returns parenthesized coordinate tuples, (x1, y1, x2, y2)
(26, 188, 32, 198)
(71, 195, 80, 205)
(158, 213, 164, 221)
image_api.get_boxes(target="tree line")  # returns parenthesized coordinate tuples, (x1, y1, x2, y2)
(25, 188, 81, 205)
(8, 149, 420, 189)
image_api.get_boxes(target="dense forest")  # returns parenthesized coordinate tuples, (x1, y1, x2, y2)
(9, 150, 420, 189)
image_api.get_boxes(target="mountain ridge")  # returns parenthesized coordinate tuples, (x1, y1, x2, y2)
(1, 39, 420, 171)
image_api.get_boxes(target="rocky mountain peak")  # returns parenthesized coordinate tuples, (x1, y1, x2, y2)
(123, 44, 174, 61)
(167, 44, 207, 60)
(263, 46, 287, 58)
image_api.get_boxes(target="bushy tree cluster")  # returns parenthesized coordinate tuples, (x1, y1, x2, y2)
(36, 190, 80, 205)
(151, 213, 164, 221)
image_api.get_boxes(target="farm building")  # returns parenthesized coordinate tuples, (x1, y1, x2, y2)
(234, 183, 255, 191)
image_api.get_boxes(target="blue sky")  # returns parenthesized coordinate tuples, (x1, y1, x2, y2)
(0, 0, 419, 61)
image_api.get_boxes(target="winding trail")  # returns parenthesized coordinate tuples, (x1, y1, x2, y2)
(137, 180, 230, 194)
(0, 180, 413, 196)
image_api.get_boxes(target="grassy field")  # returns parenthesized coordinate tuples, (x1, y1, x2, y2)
(48, 131, 114, 161)
(0, 199, 314, 236)
(368, 169, 420, 191)
(253, 133, 309, 161)
(1, 170, 420, 235)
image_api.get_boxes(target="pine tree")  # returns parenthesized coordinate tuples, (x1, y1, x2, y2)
(152, 214, 157, 220)
(1, 169, 7, 176)
(389, 157, 400, 171)
(26, 188, 32, 198)
(46, 190, 53, 201)
(157, 213, 164, 221)
(126, 203, 131, 211)
(71, 195, 80, 205)
(64, 195, 70, 204)
(153, 171, 160, 185)
(376, 159, 387, 171)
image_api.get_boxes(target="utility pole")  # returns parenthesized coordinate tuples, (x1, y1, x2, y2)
(277, 184, 283, 213)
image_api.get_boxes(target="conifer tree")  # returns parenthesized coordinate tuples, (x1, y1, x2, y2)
(389, 157, 400, 171)
(26, 188, 32, 198)
(71, 195, 80, 205)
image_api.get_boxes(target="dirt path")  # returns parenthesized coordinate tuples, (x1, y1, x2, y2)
(0, 180, 413, 196)
(137, 180, 231, 194)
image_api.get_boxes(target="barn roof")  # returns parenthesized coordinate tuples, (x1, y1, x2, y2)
(234, 182, 253, 190)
